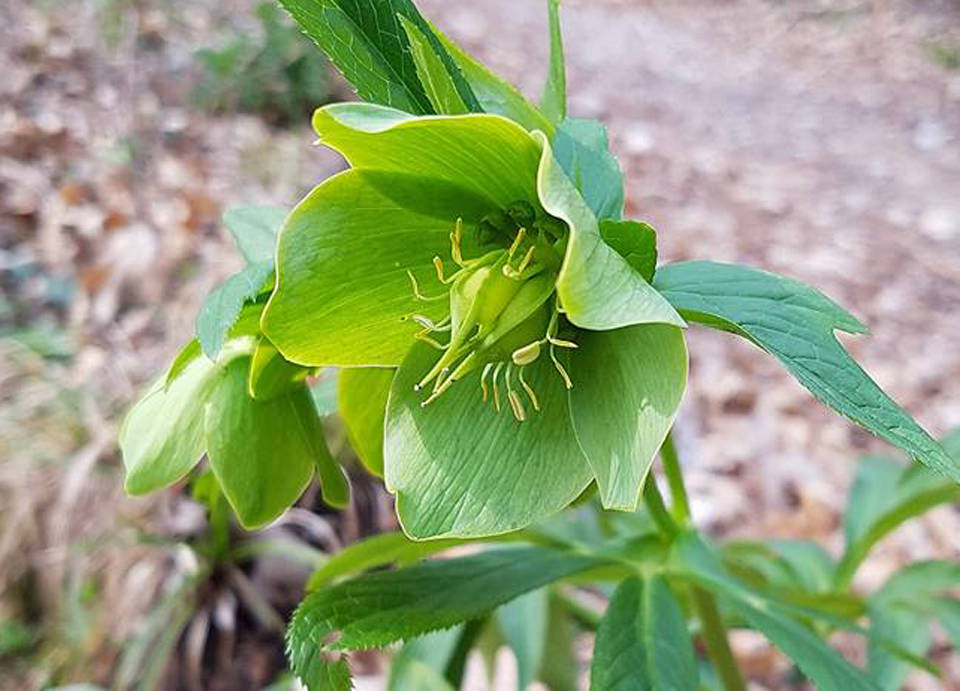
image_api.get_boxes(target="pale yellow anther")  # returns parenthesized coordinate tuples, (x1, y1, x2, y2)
(450, 218, 464, 266)
(511, 341, 542, 366)
(507, 227, 526, 260)
(508, 391, 526, 421)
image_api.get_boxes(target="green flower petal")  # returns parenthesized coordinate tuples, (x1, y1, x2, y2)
(205, 358, 333, 528)
(534, 131, 684, 331)
(385, 341, 592, 539)
(568, 324, 688, 510)
(312, 103, 543, 209)
(262, 170, 478, 367)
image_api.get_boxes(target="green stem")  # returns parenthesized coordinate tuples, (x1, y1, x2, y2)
(661, 432, 691, 523)
(691, 587, 747, 691)
(642, 475, 677, 538)
(649, 433, 746, 691)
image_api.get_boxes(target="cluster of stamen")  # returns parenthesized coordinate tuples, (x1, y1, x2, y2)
(402, 202, 576, 421)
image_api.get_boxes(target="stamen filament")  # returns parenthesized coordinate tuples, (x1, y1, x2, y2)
(407, 270, 445, 302)
(550, 344, 573, 389)
(480, 362, 494, 402)
(492, 362, 504, 412)
(518, 367, 540, 411)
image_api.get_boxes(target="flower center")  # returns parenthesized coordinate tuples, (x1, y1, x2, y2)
(405, 202, 577, 420)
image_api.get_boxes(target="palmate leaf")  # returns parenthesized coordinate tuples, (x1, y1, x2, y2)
(276, 0, 478, 115)
(865, 561, 960, 689)
(670, 533, 882, 691)
(838, 438, 960, 585)
(655, 261, 958, 482)
(286, 546, 604, 690)
(591, 575, 698, 691)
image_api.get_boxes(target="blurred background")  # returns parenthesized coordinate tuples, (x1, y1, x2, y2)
(1, 0, 958, 688)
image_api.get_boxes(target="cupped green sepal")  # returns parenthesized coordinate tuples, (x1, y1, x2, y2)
(385, 341, 591, 539)
(206, 358, 349, 528)
(121, 340, 251, 495)
(568, 324, 688, 510)
(534, 131, 685, 331)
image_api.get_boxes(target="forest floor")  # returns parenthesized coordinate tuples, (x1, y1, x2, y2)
(2, 0, 959, 688)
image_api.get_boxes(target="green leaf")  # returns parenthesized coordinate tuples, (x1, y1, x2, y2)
(399, 16, 468, 115)
(196, 260, 273, 359)
(838, 452, 960, 586)
(310, 369, 339, 416)
(307, 531, 463, 591)
(389, 628, 462, 691)
(655, 261, 957, 483)
(670, 532, 882, 691)
(286, 546, 604, 689)
(275, 0, 436, 114)
(539, 0, 565, 125)
(247, 337, 309, 401)
(222, 205, 285, 264)
(337, 367, 394, 476)
(936, 598, 960, 650)
(164, 338, 202, 388)
(538, 597, 579, 691)
(599, 220, 656, 281)
(436, 29, 553, 134)
(568, 324, 687, 510)
(867, 604, 930, 691)
(385, 341, 592, 539)
(552, 118, 624, 220)
(537, 132, 683, 330)
(496, 589, 548, 690)
(591, 575, 699, 691)
(121, 352, 221, 494)
(205, 359, 341, 528)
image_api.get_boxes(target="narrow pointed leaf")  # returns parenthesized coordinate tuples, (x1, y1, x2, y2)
(276, 0, 434, 113)
(655, 261, 957, 482)
(838, 448, 960, 585)
(568, 324, 687, 510)
(286, 546, 604, 689)
(164, 338, 202, 388)
(496, 589, 548, 690)
(591, 575, 698, 691)
(337, 367, 394, 476)
(539, 0, 566, 124)
(222, 205, 285, 265)
(385, 341, 592, 539)
(536, 132, 684, 330)
(307, 531, 463, 591)
(436, 29, 553, 134)
(196, 260, 273, 359)
(399, 16, 468, 115)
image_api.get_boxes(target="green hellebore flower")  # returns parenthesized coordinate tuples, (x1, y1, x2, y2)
(261, 102, 689, 539)
(120, 334, 349, 528)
